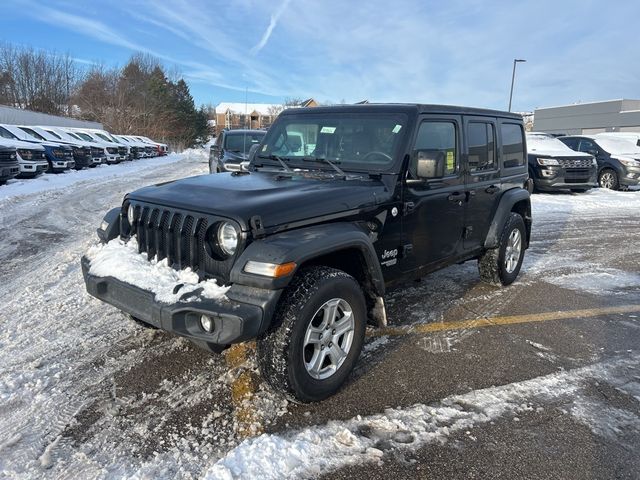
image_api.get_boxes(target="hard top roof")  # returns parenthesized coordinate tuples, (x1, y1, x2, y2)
(280, 103, 522, 120)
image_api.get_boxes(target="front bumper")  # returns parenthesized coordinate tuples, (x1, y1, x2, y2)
(51, 159, 75, 171)
(0, 164, 19, 180)
(619, 166, 640, 186)
(81, 256, 281, 350)
(532, 166, 598, 191)
(18, 161, 48, 176)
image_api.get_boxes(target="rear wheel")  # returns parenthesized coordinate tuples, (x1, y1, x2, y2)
(257, 266, 366, 402)
(599, 169, 619, 190)
(478, 213, 526, 286)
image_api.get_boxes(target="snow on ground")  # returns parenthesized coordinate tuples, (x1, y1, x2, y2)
(1, 162, 640, 480)
(87, 238, 229, 303)
(0, 153, 188, 202)
(205, 353, 640, 479)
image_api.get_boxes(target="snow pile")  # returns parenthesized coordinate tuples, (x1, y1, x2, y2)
(86, 238, 229, 303)
(205, 353, 640, 479)
(0, 151, 204, 203)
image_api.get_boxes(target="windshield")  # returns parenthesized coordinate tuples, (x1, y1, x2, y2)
(95, 133, 111, 142)
(595, 137, 640, 155)
(0, 127, 17, 140)
(18, 127, 46, 141)
(76, 132, 95, 141)
(259, 113, 408, 171)
(224, 132, 265, 153)
(45, 129, 62, 140)
(64, 131, 82, 141)
(526, 134, 576, 154)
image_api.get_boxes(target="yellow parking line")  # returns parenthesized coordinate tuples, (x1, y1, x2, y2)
(372, 304, 640, 337)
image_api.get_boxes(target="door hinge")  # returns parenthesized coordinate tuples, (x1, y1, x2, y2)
(463, 226, 474, 239)
(402, 243, 413, 257)
(403, 201, 415, 215)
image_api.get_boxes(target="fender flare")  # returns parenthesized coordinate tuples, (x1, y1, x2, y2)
(484, 188, 531, 249)
(230, 222, 385, 295)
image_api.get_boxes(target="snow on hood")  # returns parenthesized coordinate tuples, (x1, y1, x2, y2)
(526, 135, 588, 157)
(86, 238, 229, 303)
(0, 137, 46, 150)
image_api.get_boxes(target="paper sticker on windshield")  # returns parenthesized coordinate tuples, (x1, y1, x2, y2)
(320, 126, 336, 134)
(392, 124, 402, 134)
(446, 151, 455, 170)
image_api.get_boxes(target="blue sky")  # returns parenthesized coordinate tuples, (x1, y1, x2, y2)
(1, 0, 639, 112)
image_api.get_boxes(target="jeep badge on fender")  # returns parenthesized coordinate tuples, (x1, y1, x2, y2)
(82, 104, 531, 402)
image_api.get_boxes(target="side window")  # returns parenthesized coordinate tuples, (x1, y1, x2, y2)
(412, 121, 457, 177)
(501, 123, 525, 168)
(560, 138, 577, 150)
(578, 139, 596, 153)
(468, 122, 496, 172)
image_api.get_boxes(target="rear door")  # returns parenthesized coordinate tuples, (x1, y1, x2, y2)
(463, 116, 500, 250)
(401, 115, 465, 272)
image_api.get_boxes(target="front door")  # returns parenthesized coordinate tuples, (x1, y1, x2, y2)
(401, 115, 466, 272)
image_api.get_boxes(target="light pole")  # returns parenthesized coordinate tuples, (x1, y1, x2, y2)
(508, 59, 526, 112)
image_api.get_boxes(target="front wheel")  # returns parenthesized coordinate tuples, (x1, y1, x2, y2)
(478, 212, 526, 286)
(599, 168, 619, 190)
(257, 266, 366, 402)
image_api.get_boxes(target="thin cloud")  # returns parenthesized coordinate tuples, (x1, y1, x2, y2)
(251, 0, 292, 54)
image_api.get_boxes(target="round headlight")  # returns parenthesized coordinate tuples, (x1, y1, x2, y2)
(217, 222, 238, 256)
(127, 205, 135, 225)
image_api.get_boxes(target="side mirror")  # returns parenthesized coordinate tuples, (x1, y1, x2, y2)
(247, 143, 260, 163)
(415, 150, 445, 179)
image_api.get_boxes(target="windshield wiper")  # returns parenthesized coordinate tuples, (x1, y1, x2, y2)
(256, 154, 293, 172)
(302, 156, 346, 177)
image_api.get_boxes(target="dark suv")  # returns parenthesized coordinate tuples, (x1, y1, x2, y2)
(526, 132, 597, 192)
(209, 129, 266, 173)
(0, 145, 19, 184)
(559, 135, 640, 190)
(83, 104, 531, 402)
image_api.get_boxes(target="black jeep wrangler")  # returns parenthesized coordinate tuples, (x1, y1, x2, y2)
(83, 104, 531, 402)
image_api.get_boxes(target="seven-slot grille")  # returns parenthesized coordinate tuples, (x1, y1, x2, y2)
(557, 157, 592, 168)
(91, 147, 103, 158)
(129, 202, 239, 282)
(118, 146, 127, 156)
(32, 150, 46, 161)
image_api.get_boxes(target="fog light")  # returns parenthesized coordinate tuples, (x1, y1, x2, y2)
(200, 314, 214, 332)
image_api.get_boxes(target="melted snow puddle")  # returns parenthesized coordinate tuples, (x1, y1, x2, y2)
(200, 352, 640, 480)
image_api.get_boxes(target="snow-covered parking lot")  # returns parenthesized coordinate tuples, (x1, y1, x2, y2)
(1, 153, 639, 479)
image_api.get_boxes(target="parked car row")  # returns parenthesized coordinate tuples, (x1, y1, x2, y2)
(0, 124, 168, 184)
(526, 131, 640, 192)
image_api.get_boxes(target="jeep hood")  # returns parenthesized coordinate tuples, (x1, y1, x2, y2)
(127, 171, 392, 231)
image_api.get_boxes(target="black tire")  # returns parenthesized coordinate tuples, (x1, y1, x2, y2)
(598, 168, 619, 190)
(478, 212, 526, 287)
(257, 266, 366, 402)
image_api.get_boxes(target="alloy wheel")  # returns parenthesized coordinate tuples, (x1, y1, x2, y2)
(504, 228, 522, 274)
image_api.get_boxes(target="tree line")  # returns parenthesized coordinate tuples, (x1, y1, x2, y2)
(0, 43, 209, 149)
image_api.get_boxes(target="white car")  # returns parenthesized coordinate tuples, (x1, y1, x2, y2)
(17, 125, 93, 169)
(122, 135, 154, 158)
(44, 127, 107, 166)
(0, 127, 48, 178)
(83, 129, 133, 161)
(67, 128, 125, 164)
(113, 135, 147, 159)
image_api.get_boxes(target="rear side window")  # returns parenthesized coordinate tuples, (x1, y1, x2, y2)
(413, 121, 457, 176)
(501, 123, 525, 168)
(468, 122, 496, 172)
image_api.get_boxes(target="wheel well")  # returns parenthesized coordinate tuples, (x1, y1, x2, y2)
(301, 248, 372, 294)
(299, 247, 380, 325)
(511, 199, 532, 247)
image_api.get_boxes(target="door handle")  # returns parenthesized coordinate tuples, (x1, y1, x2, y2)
(485, 185, 499, 194)
(448, 192, 466, 202)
